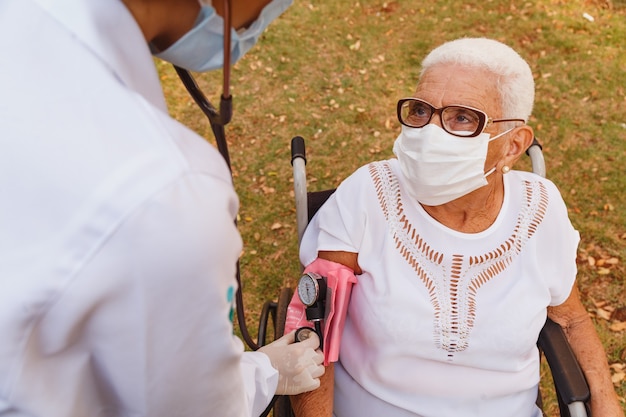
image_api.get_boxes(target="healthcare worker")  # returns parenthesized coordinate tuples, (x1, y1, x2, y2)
(0, 0, 324, 416)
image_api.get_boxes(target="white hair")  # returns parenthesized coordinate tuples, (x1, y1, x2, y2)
(420, 38, 535, 122)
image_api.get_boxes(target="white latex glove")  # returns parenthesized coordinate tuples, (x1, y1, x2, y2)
(258, 329, 325, 395)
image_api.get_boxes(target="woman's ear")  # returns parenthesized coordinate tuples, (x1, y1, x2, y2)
(503, 124, 535, 167)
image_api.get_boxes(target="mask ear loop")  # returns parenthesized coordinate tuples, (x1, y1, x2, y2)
(484, 126, 516, 177)
(174, 1, 261, 352)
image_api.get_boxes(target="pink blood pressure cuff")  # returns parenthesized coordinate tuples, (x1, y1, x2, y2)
(284, 258, 357, 366)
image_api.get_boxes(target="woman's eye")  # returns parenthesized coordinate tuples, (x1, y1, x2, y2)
(412, 105, 429, 117)
(448, 109, 478, 124)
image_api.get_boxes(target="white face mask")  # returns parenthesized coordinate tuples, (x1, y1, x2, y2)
(392, 124, 513, 206)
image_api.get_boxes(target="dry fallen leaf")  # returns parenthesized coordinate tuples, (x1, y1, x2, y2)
(609, 363, 625, 385)
(261, 185, 275, 195)
(613, 307, 626, 322)
(271, 248, 286, 261)
(611, 371, 625, 385)
(596, 308, 613, 321)
(609, 321, 626, 332)
(610, 363, 625, 372)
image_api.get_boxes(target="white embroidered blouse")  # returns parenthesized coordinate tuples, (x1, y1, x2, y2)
(299, 159, 579, 417)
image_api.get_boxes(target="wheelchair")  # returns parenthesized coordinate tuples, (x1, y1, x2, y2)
(257, 136, 592, 417)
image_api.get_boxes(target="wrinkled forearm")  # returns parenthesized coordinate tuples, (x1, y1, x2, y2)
(549, 305, 624, 416)
(290, 363, 334, 417)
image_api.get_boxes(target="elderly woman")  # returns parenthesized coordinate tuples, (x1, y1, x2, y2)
(285, 38, 623, 417)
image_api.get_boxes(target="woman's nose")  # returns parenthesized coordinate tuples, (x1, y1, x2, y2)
(428, 110, 444, 129)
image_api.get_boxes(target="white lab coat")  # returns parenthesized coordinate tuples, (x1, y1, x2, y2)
(0, 0, 278, 415)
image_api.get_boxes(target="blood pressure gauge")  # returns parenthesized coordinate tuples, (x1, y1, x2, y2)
(296, 272, 327, 350)
(297, 272, 325, 307)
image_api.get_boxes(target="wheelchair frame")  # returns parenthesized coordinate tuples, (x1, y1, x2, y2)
(258, 136, 591, 417)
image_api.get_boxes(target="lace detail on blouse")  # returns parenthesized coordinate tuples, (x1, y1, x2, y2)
(368, 162, 549, 360)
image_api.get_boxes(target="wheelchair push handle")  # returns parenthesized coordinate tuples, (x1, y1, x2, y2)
(291, 135, 306, 165)
(526, 137, 546, 178)
(291, 136, 309, 246)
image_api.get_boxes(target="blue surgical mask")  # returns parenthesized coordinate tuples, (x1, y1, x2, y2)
(152, 0, 292, 72)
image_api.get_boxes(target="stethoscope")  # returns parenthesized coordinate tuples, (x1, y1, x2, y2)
(174, 4, 325, 415)
(174, 0, 261, 352)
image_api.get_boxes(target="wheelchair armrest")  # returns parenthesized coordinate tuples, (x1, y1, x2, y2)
(537, 318, 591, 408)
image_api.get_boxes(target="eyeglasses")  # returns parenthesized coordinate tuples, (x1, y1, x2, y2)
(397, 98, 525, 138)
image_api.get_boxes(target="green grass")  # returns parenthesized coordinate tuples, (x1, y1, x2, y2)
(160, 0, 626, 414)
